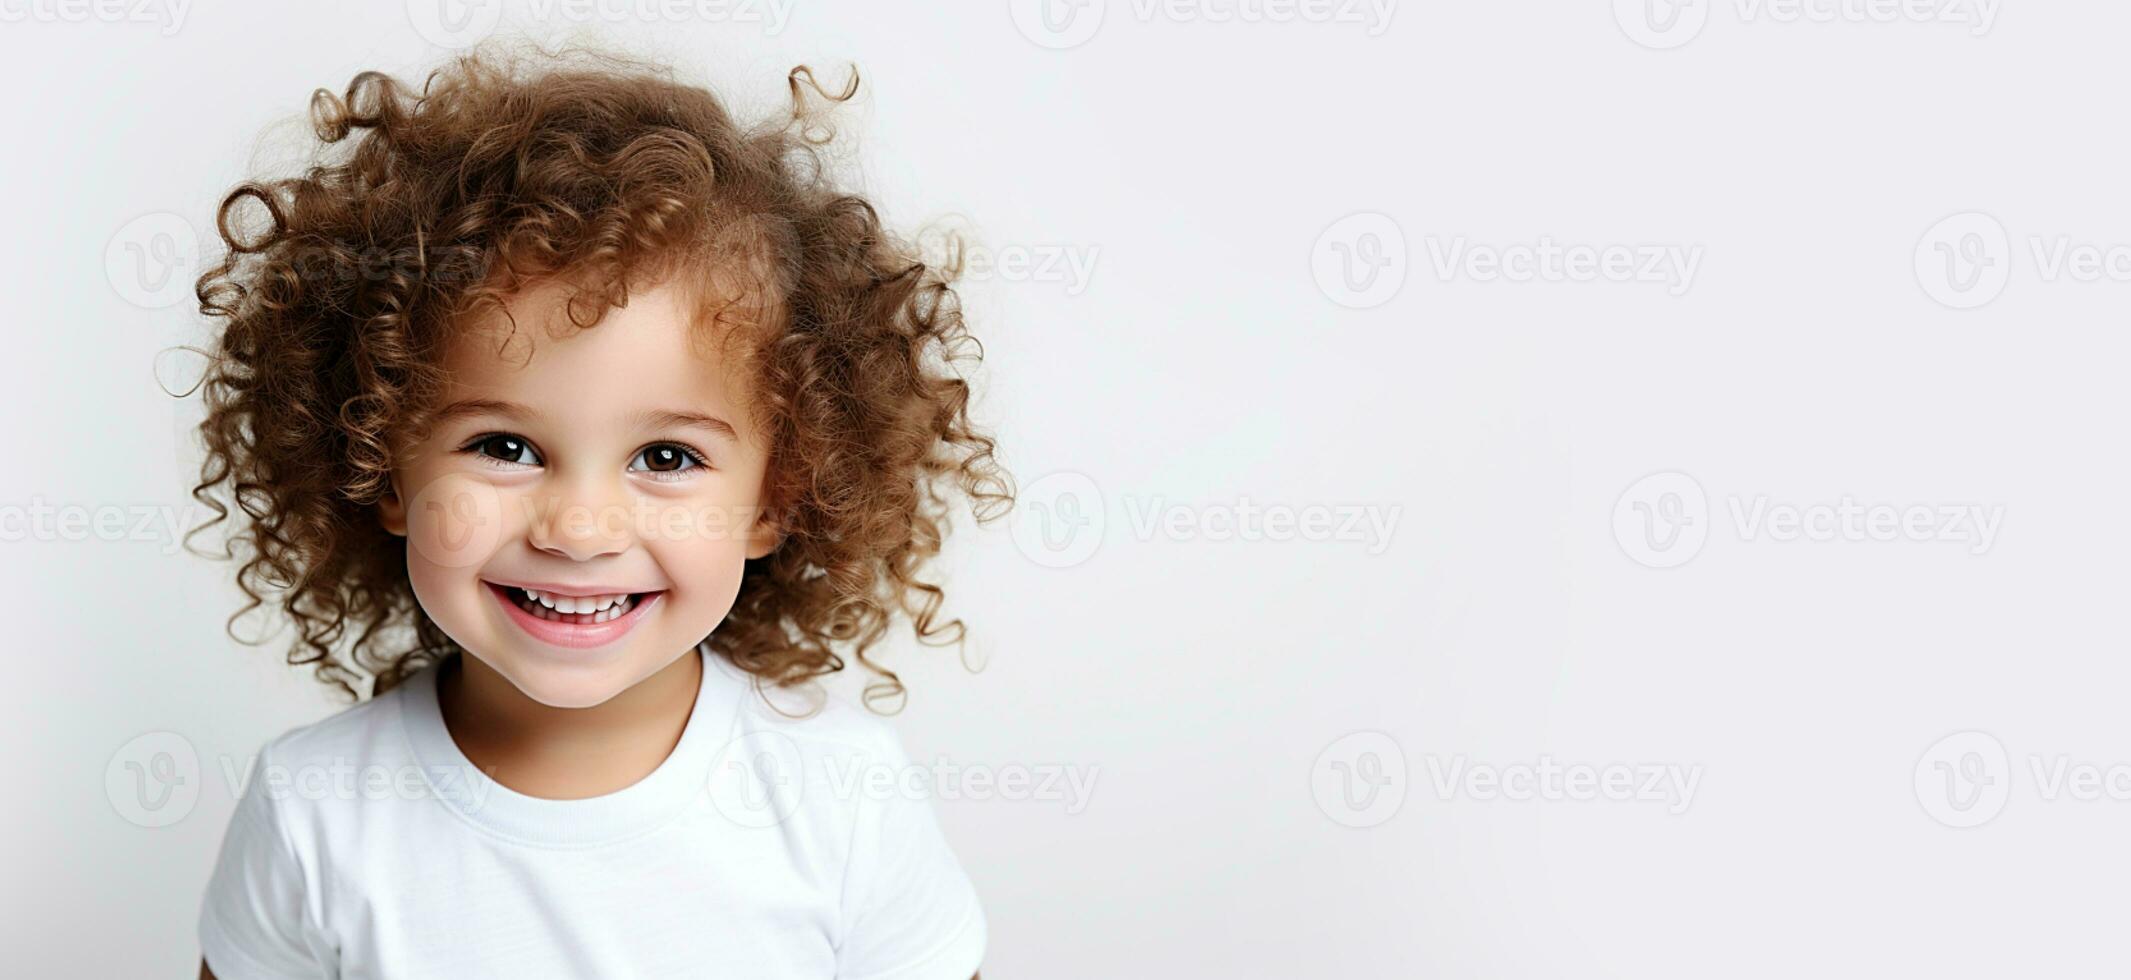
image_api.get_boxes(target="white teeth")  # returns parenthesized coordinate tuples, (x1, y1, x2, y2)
(521, 588, 627, 614)
(511, 587, 635, 623)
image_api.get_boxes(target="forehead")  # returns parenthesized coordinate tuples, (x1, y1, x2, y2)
(440, 276, 761, 439)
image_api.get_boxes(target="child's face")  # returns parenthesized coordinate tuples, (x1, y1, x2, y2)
(380, 276, 780, 709)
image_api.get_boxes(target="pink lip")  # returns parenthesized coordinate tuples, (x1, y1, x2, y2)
(485, 582, 663, 650)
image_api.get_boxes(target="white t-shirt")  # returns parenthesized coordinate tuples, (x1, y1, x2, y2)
(197, 646, 986, 979)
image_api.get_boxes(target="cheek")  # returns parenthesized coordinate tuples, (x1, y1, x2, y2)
(399, 472, 513, 633)
(641, 498, 756, 621)
(401, 472, 508, 570)
(405, 554, 473, 634)
(668, 545, 748, 612)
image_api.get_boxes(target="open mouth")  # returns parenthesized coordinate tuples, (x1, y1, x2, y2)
(483, 582, 665, 649)
(503, 585, 646, 624)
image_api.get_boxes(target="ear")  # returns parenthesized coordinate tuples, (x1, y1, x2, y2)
(377, 470, 409, 537)
(743, 501, 786, 561)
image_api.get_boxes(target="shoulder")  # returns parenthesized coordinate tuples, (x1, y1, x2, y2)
(253, 681, 411, 775)
(232, 675, 428, 859)
(697, 657, 935, 850)
(200, 680, 426, 976)
(694, 671, 990, 979)
(707, 655, 914, 764)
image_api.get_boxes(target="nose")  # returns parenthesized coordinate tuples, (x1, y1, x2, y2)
(526, 470, 634, 562)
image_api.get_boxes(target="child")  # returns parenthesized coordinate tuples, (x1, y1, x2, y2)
(188, 43, 1012, 979)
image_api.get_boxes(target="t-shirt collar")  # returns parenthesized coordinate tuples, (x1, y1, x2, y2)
(398, 644, 749, 847)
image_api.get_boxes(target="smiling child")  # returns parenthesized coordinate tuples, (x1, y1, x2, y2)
(188, 43, 1011, 979)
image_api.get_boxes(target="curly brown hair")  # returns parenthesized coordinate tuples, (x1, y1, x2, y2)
(186, 43, 1014, 709)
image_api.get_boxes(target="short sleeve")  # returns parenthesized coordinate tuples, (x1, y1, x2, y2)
(198, 747, 328, 979)
(833, 733, 987, 980)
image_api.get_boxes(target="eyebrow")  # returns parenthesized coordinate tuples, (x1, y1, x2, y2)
(633, 409, 740, 443)
(429, 399, 739, 443)
(429, 398, 532, 426)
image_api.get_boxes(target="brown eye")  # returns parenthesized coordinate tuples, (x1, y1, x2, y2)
(630, 444, 703, 475)
(470, 434, 541, 466)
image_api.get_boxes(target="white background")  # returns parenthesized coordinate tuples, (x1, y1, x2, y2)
(7, 0, 2130, 976)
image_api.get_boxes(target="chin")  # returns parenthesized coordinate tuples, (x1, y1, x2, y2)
(478, 650, 648, 710)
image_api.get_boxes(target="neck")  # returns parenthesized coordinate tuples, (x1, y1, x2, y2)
(436, 648, 703, 800)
